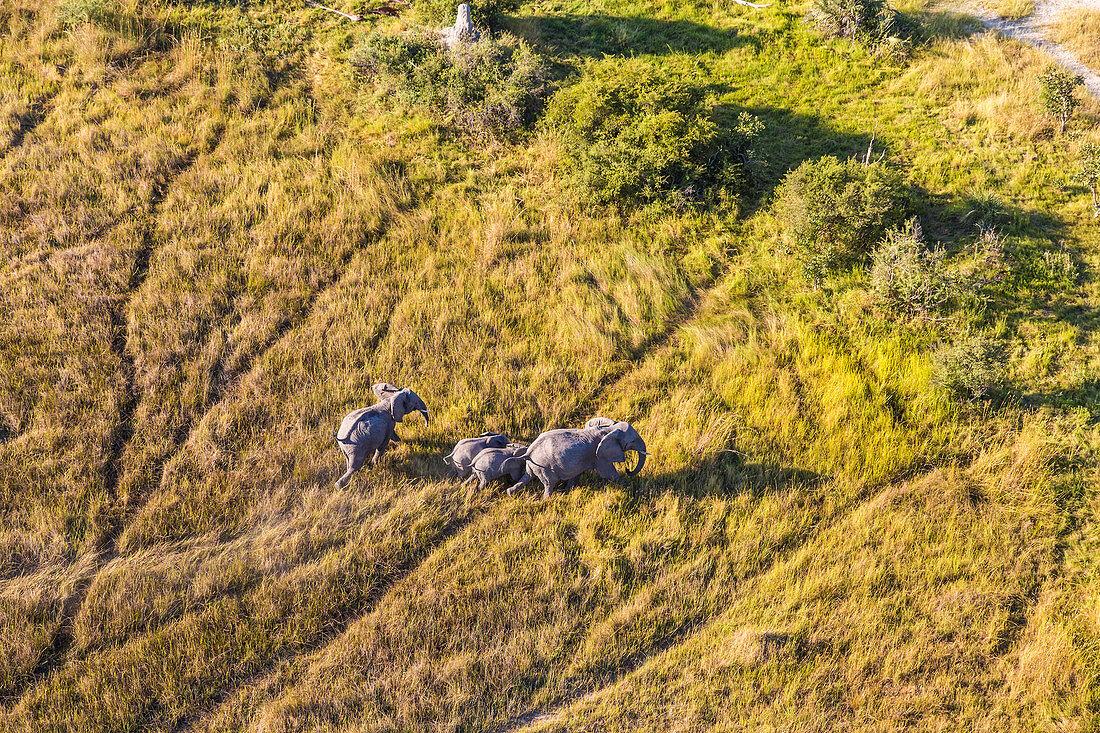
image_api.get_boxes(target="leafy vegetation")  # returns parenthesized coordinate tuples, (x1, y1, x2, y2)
(807, 0, 909, 48)
(774, 155, 907, 278)
(869, 220, 956, 314)
(545, 60, 762, 206)
(1038, 64, 1084, 133)
(352, 30, 549, 141)
(932, 333, 1006, 400)
(413, 0, 519, 28)
(1074, 141, 1100, 219)
(1, 0, 1100, 730)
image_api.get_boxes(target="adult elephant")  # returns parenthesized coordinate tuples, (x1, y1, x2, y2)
(505, 420, 648, 499)
(333, 386, 429, 489)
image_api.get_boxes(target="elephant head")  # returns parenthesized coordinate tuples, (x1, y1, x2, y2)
(596, 421, 648, 477)
(372, 382, 402, 402)
(585, 416, 617, 431)
(388, 388, 430, 425)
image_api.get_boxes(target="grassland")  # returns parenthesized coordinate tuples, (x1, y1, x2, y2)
(1051, 8, 1100, 71)
(1, 0, 1100, 729)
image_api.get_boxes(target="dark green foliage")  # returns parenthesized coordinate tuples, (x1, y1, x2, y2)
(808, 0, 908, 46)
(775, 155, 907, 275)
(1038, 65, 1083, 133)
(351, 31, 549, 142)
(933, 333, 1006, 401)
(870, 219, 956, 315)
(1072, 142, 1100, 218)
(545, 60, 762, 206)
(413, 0, 519, 28)
(57, 0, 109, 28)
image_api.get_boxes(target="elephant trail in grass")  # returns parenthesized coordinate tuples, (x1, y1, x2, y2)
(505, 418, 648, 499)
(333, 382, 430, 489)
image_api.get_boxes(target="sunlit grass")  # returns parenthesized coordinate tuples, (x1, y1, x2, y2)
(1, 0, 1099, 729)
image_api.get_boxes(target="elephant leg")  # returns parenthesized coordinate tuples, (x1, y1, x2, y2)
(507, 473, 533, 496)
(463, 474, 478, 487)
(335, 450, 366, 489)
(372, 437, 392, 465)
(564, 477, 576, 493)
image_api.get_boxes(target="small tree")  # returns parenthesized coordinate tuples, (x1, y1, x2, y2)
(1038, 65, 1083, 134)
(1073, 142, 1100, 219)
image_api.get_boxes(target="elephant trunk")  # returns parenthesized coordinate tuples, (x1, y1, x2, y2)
(419, 410, 430, 426)
(628, 442, 647, 476)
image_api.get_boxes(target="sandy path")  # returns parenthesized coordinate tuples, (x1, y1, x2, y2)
(974, 0, 1100, 98)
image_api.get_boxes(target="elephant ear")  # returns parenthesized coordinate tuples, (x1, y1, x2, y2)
(596, 423, 628, 465)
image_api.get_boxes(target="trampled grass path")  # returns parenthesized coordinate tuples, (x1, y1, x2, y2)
(493, 476, 912, 732)
(172, 499, 497, 732)
(11, 128, 224, 702)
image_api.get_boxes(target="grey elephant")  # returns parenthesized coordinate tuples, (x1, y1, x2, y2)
(333, 386, 430, 489)
(444, 432, 509, 478)
(467, 442, 527, 489)
(505, 420, 648, 499)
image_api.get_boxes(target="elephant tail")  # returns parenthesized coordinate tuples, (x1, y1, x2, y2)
(502, 449, 547, 473)
(443, 452, 454, 467)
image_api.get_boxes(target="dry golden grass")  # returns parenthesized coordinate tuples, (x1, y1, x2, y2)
(1, 0, 1100, 730)
(1050, 9, 1100, 71)
(989, 0, 1035, 20)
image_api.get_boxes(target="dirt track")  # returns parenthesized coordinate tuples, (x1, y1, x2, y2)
(981, 0, 1100, 96)
(975, 0, 1100, 98)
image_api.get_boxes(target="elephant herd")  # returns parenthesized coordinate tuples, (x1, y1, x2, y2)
(333, 383, 649, 498)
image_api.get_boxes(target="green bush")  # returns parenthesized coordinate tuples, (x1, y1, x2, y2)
(1072, 141, 1100, 218)
(870, 219, 956, 314)
(57, 0, 109, 28)
(413, 0, 519, 29)
(351, 31, 549, 142)
(774, 155, 907, 274)
(932, 334, 1006, 401)
(808, 0, 908, 45)
(545, 61, 762, 206)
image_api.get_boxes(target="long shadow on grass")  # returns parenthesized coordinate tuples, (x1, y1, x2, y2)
(505, 14, 758, 59)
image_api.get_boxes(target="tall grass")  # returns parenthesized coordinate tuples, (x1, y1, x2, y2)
(1, 0, 1099, 729)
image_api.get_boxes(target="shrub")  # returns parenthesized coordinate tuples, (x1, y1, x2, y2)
(413, 0, 519, 29)
(1038, 65, 1083, 134)
(1072, 141, 1100, 218)
(351, 31, 549, 142)
(932, 334, 1006, 401)
(774, 155, 907, 274)
(57, 0, 109, 28)
(1038, 247, 1076, 286)
(808, 0, 908, 45)
(870, 219, 956, 314)
(545, 61, 762, 206)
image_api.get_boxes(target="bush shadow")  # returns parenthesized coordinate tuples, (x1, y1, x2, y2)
(503, 13, 758, 59)
(632, 455, 827, 499)
(724, 103, 880, 214)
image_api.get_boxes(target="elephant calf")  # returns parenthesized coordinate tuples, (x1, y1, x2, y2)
(468, 443, 527, 489)
(444, 432, 509, 478)
(334, 384, 429, 489)
(505, 419, 648, 499)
